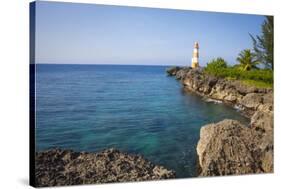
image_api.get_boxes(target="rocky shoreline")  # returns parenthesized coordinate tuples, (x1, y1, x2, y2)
(34, 67, 273, 186)
(35, 148, 175, 187)
(167, 66, 273, 176)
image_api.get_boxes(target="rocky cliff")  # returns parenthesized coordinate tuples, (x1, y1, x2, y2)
(35, 148, 175, 187)
(167, 67, 273, 117)
(197, 118, 273, 176)
(167, 66, 273, 176)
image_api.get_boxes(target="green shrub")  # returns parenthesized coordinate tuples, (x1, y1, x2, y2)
(204, 58, 229, 78)
(204, 58, 273, 87)
(206, 58, 228, 70)
(240, 69, 273, 83)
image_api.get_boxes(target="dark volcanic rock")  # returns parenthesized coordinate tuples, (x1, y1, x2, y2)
(35, 148, 175, 187)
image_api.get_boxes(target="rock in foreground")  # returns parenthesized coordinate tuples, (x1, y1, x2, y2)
(197, 119, 273, 176)
(168, 66, 273, 176)
(35, 148, 175, 187)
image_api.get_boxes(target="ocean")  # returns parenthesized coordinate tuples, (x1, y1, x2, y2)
(35, 64, 249, 178)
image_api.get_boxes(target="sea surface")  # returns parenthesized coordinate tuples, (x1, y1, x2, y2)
(35, 64, 249, 178)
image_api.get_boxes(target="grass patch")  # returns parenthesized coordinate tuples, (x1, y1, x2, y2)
(240, 79, 273, 88)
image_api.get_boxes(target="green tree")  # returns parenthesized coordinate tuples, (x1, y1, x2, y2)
(204, 58, 228, 76)
(206, 57, 228, 70)
(250, 16, 273, 69)
(236, 49, 259, 71)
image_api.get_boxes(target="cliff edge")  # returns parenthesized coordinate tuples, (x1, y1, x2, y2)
(167, 66, 273, 176)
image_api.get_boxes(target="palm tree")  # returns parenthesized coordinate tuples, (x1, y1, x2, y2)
(236, 49, 259, 71)
(250, 16, 273, 70)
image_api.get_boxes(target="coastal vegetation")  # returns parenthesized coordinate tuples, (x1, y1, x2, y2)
(236, 49, 259, 71)
(203, 16, 273, 88)
(204, 58, 273, 88)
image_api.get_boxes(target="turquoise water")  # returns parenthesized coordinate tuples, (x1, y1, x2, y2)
(35, 64, 249, 178)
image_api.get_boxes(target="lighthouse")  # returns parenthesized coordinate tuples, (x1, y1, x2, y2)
(191, 42, 199, 68)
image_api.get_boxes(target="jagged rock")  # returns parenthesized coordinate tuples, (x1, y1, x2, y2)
(167, 66, 272, 116)
(209, 90, 227, 101)
(251, 111, 273, 134)
(259, 143, 274, 172)
(263, 93, 273, 106)
(257, 103, 273, 113)
(239, 93, 263, 110)
(167, 66, 273, 176)
(152, 166, 175, 178)
(231, 81, 258, 95)
(206, 76, 218, 88)
(223, 93, 238, 102)
(182, 68, 204, 91)
(35, 148, 175, 187)
(175, 67, 191, 80)
(197, 119, 273, 176)
(166, 66, 181, 76)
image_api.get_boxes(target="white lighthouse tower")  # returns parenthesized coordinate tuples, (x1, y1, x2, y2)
(191, 42, 199, 68)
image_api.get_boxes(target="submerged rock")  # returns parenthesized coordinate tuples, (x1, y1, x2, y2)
(35, 148, 175, 187)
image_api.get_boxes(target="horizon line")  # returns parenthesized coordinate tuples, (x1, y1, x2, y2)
(35, 62, 192, 67)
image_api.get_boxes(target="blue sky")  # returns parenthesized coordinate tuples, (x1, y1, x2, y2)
(35, 1, 265, 66)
